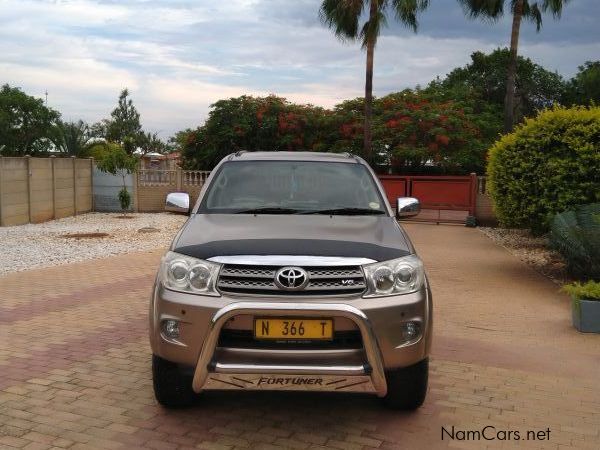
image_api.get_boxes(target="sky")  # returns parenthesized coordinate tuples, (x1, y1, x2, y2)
(1, 0, 599, 138)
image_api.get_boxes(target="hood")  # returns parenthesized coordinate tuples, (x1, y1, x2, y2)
(173, 214, 412, 262)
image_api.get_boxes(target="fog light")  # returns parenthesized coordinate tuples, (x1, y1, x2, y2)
(401, 321, 420, 342)
(162, 319, 180, 339)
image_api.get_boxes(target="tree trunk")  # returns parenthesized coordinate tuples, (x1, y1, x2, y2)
(504, 0, 523, 133)
(121, 172, 127, 218)
(363, 0, 378, 163)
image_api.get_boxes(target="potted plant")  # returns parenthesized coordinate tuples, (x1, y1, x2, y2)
(562, 281, 600, 333)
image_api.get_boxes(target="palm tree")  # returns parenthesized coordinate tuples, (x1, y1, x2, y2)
(138, 131, 167, 155)
(320, 0, 430, 162)
(458, 0, 570, 132)
(53, 120, 94, 156)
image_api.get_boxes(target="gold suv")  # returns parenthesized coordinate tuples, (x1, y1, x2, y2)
(150, 151, 432, 409)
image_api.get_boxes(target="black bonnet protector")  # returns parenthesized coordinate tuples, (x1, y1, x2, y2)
(173, 214, 411, 262)
(176, 239, 409, 262)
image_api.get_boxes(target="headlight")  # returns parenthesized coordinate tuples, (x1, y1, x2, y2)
(160, 251, 221, 296)
(362, 255, 424, 297)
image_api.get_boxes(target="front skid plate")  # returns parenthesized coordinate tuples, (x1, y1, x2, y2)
(203, 373, 377, 393)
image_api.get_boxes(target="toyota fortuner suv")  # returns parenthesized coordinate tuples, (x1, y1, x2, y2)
(150, 151, 432, 410)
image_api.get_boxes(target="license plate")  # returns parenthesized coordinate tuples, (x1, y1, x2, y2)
(254, 318, 333, 340)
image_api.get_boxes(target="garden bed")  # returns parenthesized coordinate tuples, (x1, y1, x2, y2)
(478, 227, 570, 285)
(0, 212, 187, 275)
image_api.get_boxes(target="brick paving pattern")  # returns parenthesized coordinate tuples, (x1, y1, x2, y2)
(1, 224, 599, 449)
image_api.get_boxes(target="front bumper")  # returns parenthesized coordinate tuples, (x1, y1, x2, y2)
(150, 281, 432, 397)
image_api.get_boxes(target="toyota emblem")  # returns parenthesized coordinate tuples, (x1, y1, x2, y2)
(274, 267, 309, 291)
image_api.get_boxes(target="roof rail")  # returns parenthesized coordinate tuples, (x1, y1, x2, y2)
(227, 150, 247, 160)
(345, 152, 362, 163)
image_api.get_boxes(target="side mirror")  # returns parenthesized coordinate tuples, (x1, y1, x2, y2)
(396, 197, 420, 219)
(165, 192, 190, 214)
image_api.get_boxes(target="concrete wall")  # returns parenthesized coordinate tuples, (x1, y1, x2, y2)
(91, 168, 207, 213)
(475, 176, 497, 226)
(137, 184, 174, 212)
(476, 193, 497, 226)
(0, 157, 29, 226)
(0, 156, 93, 226)
(0, 160, 496, 224)
(92, 165, 136, 212)
(130, 170, 498, 224)
(75, 159, 93, 214)
(136, 184, 203, 212)
(135, 169, 208, 212)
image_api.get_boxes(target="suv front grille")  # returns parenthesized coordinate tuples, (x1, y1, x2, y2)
(217, 264, 366, 296)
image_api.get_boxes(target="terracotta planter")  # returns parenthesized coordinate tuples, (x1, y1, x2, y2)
(572, 298, 600, 333)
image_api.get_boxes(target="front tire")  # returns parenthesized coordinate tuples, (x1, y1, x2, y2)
(152, 354, 197, 408)
(383, 358, 428, 410)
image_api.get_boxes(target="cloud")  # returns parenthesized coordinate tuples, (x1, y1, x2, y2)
(1, 0, 597, 137)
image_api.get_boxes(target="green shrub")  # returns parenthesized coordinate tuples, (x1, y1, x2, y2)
(562, 280, 600, 301)
(550, 203, 600, 279)
(86, 142, 116, 160)
(487, 106, 600, 234)
(118, 187, 131, 213)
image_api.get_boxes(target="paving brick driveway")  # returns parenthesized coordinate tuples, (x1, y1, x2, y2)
(1, 223, 599, 450)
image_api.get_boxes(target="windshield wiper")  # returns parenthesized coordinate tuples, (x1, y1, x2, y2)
(234, 207, 300, 214)
(301, 207, 386, 216)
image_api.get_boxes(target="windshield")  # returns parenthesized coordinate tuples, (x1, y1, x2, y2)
(198, 160, 387, 215)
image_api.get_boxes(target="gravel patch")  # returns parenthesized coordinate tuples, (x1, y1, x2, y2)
(479, 227, 570, 285)
(0, 213, 187, 275)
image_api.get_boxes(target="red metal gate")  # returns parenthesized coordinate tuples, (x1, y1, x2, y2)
(378, 174, 477, 224)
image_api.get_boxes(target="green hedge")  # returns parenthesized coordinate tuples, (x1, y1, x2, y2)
(487, 106, 600, 234)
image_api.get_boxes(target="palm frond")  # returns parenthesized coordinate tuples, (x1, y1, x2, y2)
(522, 1, 543, 31)
(392, 0, 431, 31)
(457, 0, 504, 21)
(542, 0, 570, 18)
(360, 9, 387, 48)
(319, 0, 365, 40)
(525, 0, 570, 31)
(54, 120, 93, 157)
